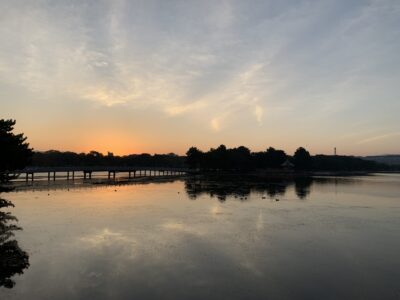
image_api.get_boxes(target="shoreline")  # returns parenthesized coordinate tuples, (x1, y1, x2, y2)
(192, 170, 376, 179)
(5, 170, 398, 192)
(7, 175, 187, 192)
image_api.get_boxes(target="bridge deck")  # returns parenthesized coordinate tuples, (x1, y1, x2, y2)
(18, 166, 190, 173)
(9, 166, 191, 181)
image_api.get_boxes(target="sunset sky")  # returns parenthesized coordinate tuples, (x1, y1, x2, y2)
(1, 0, 399, 156)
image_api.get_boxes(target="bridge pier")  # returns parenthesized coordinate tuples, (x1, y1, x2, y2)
(84, 171, 92, 180)
(25, 172, 34, 182)
(108, 171, 115, 180)
(128, 170, 136, 179)
(16, 167, 188, 182)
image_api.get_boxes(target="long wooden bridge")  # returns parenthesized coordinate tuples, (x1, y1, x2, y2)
(13, 166, 191, 182)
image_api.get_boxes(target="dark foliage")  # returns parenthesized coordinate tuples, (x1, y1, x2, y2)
(0, 119, 33, 183)
(186, 147, 203, 169)
(186, 145, 390, 172)
(254, 147, 287, 168)
(294, 147, 312, 170)
(0, 119, 31, 288)
(30, 150, 186, 168)
(311, 155, 386, 171)
(0, 198, 30, 288)
(186, 145, 287, 171)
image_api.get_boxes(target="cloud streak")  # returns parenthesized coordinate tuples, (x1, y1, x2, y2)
(1, 0, 400, 154)
(356, 132, 400, 145)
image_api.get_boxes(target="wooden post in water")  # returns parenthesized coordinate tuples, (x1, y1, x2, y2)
(67, 171, 70, 180)
(53, 171, 56, 181)
(72, 171, 75, 180)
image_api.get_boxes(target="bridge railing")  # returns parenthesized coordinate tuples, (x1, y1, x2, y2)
(15, 166, 191, 173)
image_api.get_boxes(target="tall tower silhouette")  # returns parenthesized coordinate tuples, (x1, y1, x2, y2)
(334, 147, 337, 156)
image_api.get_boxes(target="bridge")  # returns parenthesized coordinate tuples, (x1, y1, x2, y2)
(12, 166, 191, 182)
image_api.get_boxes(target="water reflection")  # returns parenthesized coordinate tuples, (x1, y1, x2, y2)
(294, 177, 313, 199)
(185, 176, 316, 201)
(184, 175, 358, 201)
(1, 174, 400, 299)
(0, 195, 29, 288)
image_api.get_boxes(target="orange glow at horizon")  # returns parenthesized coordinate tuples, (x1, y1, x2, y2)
(31, 130, 145, 156)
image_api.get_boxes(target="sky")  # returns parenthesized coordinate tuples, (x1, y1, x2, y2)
(1, 0, 400, 156)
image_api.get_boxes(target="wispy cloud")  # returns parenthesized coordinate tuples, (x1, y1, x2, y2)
(356, 132, 400, 145)
(254, 105, 264, 125)
(1, 0, 400, 154)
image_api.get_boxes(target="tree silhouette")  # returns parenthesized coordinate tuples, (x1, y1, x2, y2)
(186, 147, 203, 169)
(0, 197, 30, 288)
(0, 119, 31, 288)
(30, 150, 186, 168)
(229, 146, 252, 171)
(293, 147, 312, 170)
(0, 119, 33, 184)
(265, 147, 287, 168)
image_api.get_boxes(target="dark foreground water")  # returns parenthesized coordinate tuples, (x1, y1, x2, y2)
(1, 174, 400, 300)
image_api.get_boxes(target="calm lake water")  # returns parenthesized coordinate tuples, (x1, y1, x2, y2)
(1, 174, 400, 299)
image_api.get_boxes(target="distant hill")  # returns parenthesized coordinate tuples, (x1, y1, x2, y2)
(363, 155, 400, 166)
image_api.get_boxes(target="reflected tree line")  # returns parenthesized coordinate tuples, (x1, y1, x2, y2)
(184, 176, 314, 201)
(184, 176, 354, 201)
(0, 193, 29, 288)
(0, 119, 32, 288)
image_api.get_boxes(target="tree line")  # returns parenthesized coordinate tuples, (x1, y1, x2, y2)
(0, 119, 393, 172)
(186, 145, 390, 171)
(28, 145, 391, 172)
(31, 150, 186, 168)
